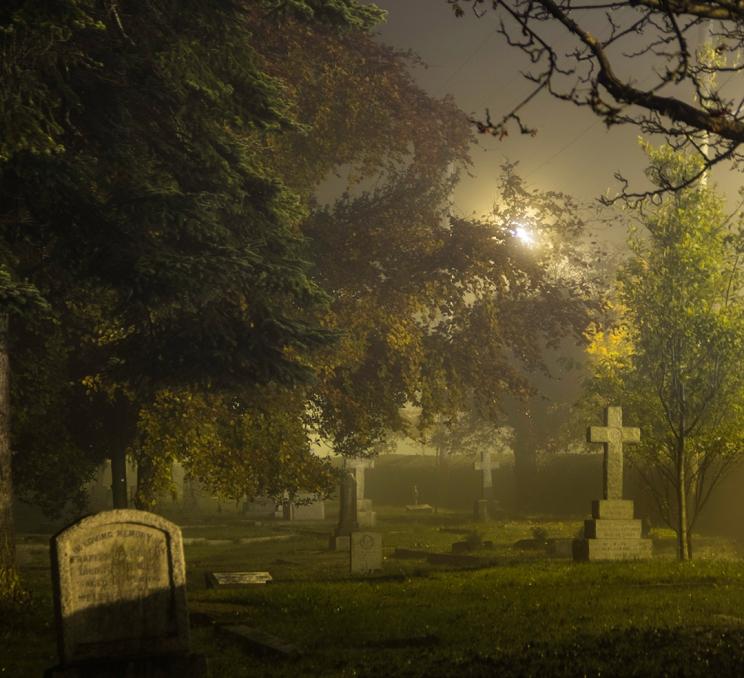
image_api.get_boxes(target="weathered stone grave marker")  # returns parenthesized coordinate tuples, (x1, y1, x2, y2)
(206, 571, 272, 588)
(291, 492, 326, 521)
(330, 471, 358, 551)
(47, 509, 207, 677)
(573, 406, 652, 561)
(242, 496, 276, 518)
(473, 449, 497, 521)
(350, 532, 383, 574)
(347, 457, 376, 527)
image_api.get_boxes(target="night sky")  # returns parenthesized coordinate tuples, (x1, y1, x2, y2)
(370, 1, 742, 216)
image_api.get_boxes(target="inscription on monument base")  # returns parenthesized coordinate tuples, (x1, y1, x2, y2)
(591, 500, 635, 520)
(573, 538, 653, 561)
(584, 519, 642, 540)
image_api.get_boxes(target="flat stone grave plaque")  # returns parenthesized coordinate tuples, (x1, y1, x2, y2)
(206, 571, 272, 588)
(405, 504, 434, 513)
(350, 532, 383, 574)
(48, 509, 206, 675)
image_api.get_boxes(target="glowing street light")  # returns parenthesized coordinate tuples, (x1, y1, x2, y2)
(512, 223, 536, 247)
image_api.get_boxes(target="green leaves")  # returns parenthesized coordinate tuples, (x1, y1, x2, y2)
(0, 267, 47, 318)
(586, 144, 744, 554)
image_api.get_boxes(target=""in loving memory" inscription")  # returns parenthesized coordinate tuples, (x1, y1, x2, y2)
(52, 510, 190, 665)
(70, 527, 167, 605)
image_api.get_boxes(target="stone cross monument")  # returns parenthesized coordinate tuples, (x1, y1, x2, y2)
(573, 405, 652, 561)
(587, 405, 640, 500)
(347, 457, 373, 499)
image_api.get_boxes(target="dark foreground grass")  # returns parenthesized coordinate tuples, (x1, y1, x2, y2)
(4, 511, 744, 677)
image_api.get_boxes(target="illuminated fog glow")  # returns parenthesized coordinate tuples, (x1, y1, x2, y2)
(513, 224, 536, 247)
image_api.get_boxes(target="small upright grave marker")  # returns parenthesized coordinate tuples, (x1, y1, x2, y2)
(292, 493, 326, 520)
(47, 509, 206, 676)
(573, 406, 652, 561)
(242, 496, 276, 518)
(350, 532, 383, 574)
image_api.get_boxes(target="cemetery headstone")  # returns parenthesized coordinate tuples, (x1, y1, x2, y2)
(242, 496, 277, 518)
(330, 471, 358, 551)
(347, 457, 376, 527)
(46, 509, 207, 677)
(350, 532, 383, 574)
(291, 493, 326, 521)
(573, 406, 652, 561)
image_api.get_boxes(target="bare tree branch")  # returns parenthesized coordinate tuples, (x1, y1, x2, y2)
(450, 0, 744, 200)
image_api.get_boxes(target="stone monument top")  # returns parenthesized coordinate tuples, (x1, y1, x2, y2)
(587, 405, 640, 500)
(346, 457, 374, 499)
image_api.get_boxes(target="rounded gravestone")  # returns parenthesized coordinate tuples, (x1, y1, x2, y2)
(50, 509, 190, 666)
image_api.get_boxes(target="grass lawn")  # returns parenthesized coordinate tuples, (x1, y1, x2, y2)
(4, 507, 744, 677)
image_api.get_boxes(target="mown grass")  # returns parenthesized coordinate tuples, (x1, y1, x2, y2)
(4, 508, 744, 677)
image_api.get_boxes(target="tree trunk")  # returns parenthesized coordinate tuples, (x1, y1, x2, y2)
(134, 455, 157, 511)
(436, 444, 448, 513)
(514, 441, 538, 514)
(0, 314, 15, 573)
(676, 437, 690, 561)
(183, 472, 199, 513)
(508, 399, 539, 514)
(686, 526, 693, 560)
(110, 442, 128, 509)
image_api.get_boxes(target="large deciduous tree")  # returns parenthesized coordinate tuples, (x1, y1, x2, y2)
(245, 8, 598, 497)
(308, 165, 598, 503)
(585, 144, 744, 560)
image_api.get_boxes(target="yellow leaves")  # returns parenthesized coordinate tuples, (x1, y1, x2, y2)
(95, 323, 134, 346)
(584, 322, 634, 377)
(80, 374, 100, 392)
(80, 373, 133, 401)
(386, 320, 416, 351)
